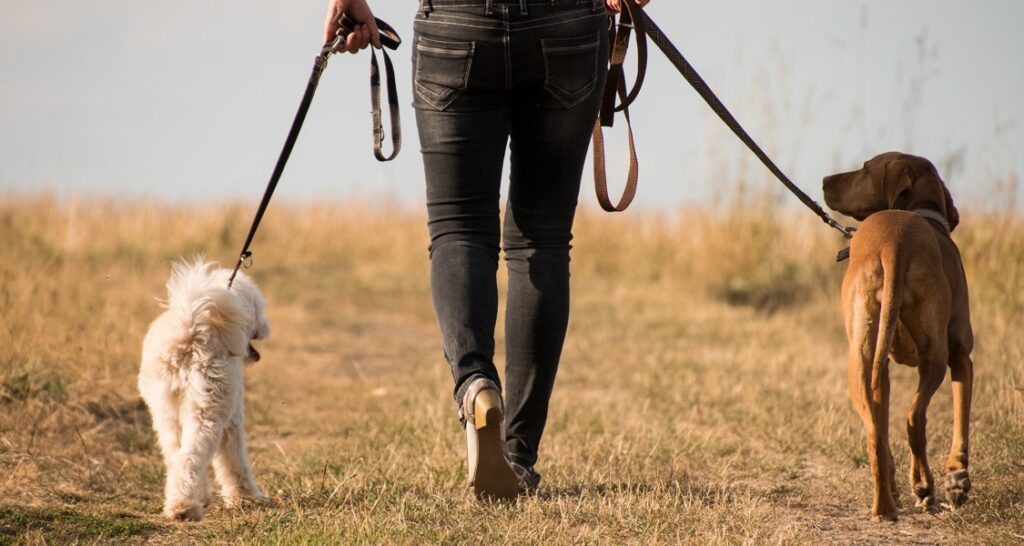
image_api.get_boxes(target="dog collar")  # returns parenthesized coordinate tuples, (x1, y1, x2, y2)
(836, 208, 952, 262)
(911, 208, 951, 234)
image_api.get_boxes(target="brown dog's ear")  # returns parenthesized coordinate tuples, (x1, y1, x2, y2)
(942, 183, 960, 232)
(920, 159, 960, 232)
(882, 158, 913, 209)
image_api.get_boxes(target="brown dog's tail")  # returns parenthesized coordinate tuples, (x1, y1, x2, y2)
(872, 249, 905, 393)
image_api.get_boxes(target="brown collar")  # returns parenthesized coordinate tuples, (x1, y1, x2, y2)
(911, 208, 951, 234)
(836, 208, 951, 262)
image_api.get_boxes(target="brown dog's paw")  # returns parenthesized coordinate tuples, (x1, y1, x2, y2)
(943, 469, 971, 507)
(871, 495, 900, 523)
(912, 484, 934, 510)
(871, 511, 899, 523)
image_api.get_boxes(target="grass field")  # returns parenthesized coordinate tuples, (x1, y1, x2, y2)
(1, 195, 1022, 544)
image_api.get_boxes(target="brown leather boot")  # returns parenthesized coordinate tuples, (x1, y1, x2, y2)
(461, 377, 522, 502)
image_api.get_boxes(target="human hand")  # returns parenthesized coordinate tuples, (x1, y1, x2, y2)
(323, 0, 381, 52)
(605, 0, 651, 13)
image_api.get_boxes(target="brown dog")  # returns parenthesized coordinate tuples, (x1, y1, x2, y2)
(823, 152, 974, 521)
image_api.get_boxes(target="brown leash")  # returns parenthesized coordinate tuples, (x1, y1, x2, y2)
(593, 1, 856, 242)
(592, 4, 647, 212)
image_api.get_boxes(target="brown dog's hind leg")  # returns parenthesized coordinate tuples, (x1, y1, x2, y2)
(906, 354, 946, 509)
(887, 447, 900, 503)
(848, 346, 899, 522)
(944, 350, 973, 506)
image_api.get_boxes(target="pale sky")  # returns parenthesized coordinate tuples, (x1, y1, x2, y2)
(2, 1, 1022, 209)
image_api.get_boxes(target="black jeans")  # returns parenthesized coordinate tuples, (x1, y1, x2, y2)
(413, 0, 609, 467)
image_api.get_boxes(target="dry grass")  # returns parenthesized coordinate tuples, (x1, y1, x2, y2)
(0, 194, 1022, 544)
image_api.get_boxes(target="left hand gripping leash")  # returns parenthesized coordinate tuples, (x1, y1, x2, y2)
(324, 15, 403, 161)
(228, 15, 402, 287)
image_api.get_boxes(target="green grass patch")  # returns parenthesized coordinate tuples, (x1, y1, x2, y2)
(0, 507, 161, 544)
(0, 359, 66, 404)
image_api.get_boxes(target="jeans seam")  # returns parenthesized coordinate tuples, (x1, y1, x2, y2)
(414, 10, 602, 32)
(503, 8, 512, 90)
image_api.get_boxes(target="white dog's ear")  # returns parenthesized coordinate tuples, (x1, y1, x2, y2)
(229, 273, 271, 340)
(201, 289, 255, 357)
(254, 318, 271, 340)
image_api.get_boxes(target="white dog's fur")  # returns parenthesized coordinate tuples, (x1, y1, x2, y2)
(138, 258, 270, 521)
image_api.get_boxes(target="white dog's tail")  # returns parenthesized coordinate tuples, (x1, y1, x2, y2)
(165, 258, 252, 360)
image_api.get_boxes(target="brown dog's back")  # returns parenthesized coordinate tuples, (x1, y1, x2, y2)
(826, 152, 975, 519)
(844, 211, 948, 380)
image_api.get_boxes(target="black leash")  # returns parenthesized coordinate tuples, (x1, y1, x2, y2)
(597, 1, 856, 242)
(228, 16, 402, 288)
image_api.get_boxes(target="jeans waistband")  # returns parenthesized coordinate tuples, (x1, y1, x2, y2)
(419, 0, 604, 16)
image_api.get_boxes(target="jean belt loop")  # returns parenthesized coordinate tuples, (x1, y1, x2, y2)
(484, 0, 493, 15)
(519, 0, 529, 15)
(419, 0, 433, 15)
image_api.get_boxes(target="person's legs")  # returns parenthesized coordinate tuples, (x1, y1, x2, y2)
(502, 3, 608, 469)
(413, 7, 511, 404)
(415, 0, 607, 493)
(413, 2, 525, 500)
(420, 106, 508, 402)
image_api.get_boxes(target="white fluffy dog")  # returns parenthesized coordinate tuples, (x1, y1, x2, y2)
(139, 258, 270, 521)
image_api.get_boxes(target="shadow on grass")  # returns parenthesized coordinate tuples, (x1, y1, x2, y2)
(0, 506, 162, 544)
(538, 477, 760, 501)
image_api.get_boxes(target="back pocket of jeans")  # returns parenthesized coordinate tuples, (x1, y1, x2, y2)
(414, 37, 475, 111)
(541, 32, 601, 109)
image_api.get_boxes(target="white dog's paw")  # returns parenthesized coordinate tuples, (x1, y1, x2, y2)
(223, 490, 270, 510)
(164, 500, 205, 522)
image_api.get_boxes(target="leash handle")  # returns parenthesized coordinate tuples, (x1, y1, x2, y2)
(324, 14, 403, 163)
(599, 2, 647, 126)
(593, 0, 647, 212)
(371, 48, 401, 161)
(593, 77, 639, 212)
(324, 14, 403, 53)
(610, 2, 648, 114)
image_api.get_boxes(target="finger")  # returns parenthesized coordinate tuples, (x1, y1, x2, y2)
(344, 30, 361, 53)
(357, 24, 371, 50)
(350, 25, 365, 52)
(323, 14, 339, 44)
(323, 1, 343, 45)
(367, 18, 382, 49)
(606, 0, 620, 13)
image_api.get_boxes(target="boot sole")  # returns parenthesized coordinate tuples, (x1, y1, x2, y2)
(471, 389, 522, 502)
